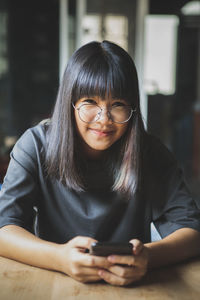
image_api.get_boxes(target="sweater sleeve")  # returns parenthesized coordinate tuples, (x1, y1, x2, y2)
(147, 135, 200, 238)
(0, 128, 41, 232)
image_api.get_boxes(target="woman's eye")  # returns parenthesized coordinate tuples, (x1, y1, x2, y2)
(112, 102, 125, 107)
(83, 99, 96, 104)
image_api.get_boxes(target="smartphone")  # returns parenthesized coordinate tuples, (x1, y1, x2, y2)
(89, 242, 133, 256)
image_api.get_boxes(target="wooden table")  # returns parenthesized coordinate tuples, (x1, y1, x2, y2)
(0, 256, 200, 300)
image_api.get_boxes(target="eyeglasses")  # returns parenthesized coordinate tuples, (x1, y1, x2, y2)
(73, 103, 135, 124)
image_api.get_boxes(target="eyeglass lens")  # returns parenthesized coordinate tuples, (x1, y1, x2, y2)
(78, 104, 133, 123)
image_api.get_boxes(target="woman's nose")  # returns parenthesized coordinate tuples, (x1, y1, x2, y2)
(97, 107, 112, 123)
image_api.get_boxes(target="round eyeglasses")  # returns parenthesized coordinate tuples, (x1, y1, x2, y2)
(73, 103, 135, 124)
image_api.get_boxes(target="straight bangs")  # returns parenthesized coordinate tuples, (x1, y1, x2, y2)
(72, 54, 137, 106)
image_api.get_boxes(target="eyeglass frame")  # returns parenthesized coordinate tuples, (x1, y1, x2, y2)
(72, 102, 136, 124)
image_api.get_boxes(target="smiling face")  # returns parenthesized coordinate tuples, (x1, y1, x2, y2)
(74, 96, 130, 158)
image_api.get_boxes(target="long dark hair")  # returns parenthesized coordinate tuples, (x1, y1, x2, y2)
(46, 40, 146, 199)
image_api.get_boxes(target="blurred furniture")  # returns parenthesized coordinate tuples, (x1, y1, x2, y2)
(0, 255, 200, 300)
(147, 94, 173, 148)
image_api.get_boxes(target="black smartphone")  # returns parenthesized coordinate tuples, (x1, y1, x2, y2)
(89, 242, 133, 256)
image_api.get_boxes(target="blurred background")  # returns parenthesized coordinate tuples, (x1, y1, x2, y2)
(0, 0, 199, 207)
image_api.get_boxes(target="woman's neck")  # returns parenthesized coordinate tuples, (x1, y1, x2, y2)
(80, 140, 107, 161)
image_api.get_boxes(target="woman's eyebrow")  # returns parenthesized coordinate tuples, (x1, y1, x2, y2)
(111, 99, 127, 103)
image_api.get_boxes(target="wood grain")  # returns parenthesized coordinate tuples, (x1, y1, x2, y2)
(0, 256, 200, 300)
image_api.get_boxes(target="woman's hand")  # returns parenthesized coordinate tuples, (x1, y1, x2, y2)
(56, 236, 113, 283)
(97, 239, 149, 286)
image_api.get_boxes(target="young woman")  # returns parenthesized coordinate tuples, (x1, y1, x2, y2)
(0, 41, 200, 286)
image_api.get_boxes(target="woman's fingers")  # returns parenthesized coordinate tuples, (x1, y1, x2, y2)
(107, 264, 136, 278)
(98, 261, 147, 286)
(98, 269, 140, 286)
(69, 235, 97, 249)
(83, 253, 113, 268)
(101, 242, 149, 286)
(68, 236, 113, 268)
(107, 254, 134, 266)
(107, 253, 145, 268)
(72, 249, 113, 269)
(59, 236, 113, 283)
(107, 263, 147, 278)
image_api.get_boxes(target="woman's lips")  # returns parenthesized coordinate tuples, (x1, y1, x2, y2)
(89, 128, 114, 137)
